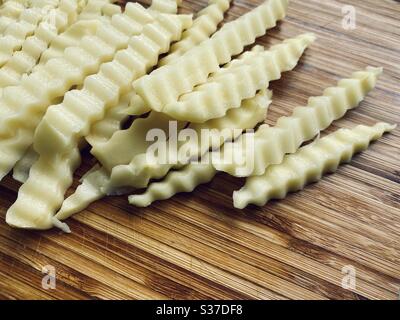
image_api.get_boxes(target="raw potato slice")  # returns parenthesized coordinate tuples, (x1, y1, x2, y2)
(0, 0, 80, 89)
(56, 89, 271, 220)
(95, 40, 290, 171)
(34, 13, 193, 157)
(133, 0, 289, 112)
(38, 19, 101, 66)
(0, 1, 26, 34)
(55, 112, 186, 220)
(127, 0, 233, 117)
(233, 123, 396, 209)
(150, 0, 181, 14)
(129, 163, 217, 207)
(93, 112, 186, 171)
(56, 166, 109, 220)
(12, 146, 38, 183)
(39, 1, 122, 65)
(95, 87, 270, 171)
(86, 0, 193, 149)
(159, 0, 232, 66)
(162, 33, 315, 122)
(0, 2, 155, 180)
(6, 148, 81, 230)
(85, 91, 133, 147)
(106, 32, 312, 190)
(0, 2, 60, 67)
(6, 13, 192, 230)
(125, 93, 151, 116)
(214, 67, 383, 177)
(106, 90, 272, 192)
(78, 0, 121, 21)
(10, 5, 109, 181)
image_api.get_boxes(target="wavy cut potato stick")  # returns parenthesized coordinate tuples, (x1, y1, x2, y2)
(0, 2, 155, 180)
(93, 42, 284, 171)
(127, 0, 233, 117)
(105, 33, 312, 190)
(162, 33, 315, 122)
(85, 0, 188, 135)
(0, 1, 27, 34)
(0, 2, 61, 67)
(233, 123, 396, 209)
(133, 0, 289, 112)
(55, 165, 109, 220)
(56, 89, 272, 220)
(129, 162, 217, 207)
(150, 0, 182, 14)
(38, 0, 122, 66)
(105, 90, 272, 192)
(0, 0, 81, 89)
(6, 148, 81, 230)
(159, 0, 232, 66)
(37, 19, 101, 66)
(6, 13, 192, 230)
(12, 146, 38, 183)
(213, 67, 383, 177)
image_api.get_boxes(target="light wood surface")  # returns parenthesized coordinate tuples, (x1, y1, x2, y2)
(0, 0, 399, 300)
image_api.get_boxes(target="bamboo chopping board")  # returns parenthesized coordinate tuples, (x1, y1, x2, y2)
(0, 0, 399, 300)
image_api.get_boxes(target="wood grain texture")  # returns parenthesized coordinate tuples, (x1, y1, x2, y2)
(0, 0, 399, 300)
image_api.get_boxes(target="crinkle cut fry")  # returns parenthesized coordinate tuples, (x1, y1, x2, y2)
(6, 148, 81, 230)
(105, 89, 272, 192)
(162, 33, 316, 122)
(12, 146, 38, 183)
(128, 0, 233, 116)
(86, 0, 189, 146)
(6, 13, 192, 230)
(78, 0, 121, 21)
(34, 13, 193, 157)
(0, 0, 80, 89)
(129, 162, 217, 207)
(105, 32, 312, 191)
(0, 1, 27, 34)
(11, 3, 112, 183)
(233, 123, 396, 209)
(150, 0, 181, 14)
(38, 0, 123, 66)
(0, 1, 61, 67)
(37, 19, 102, 67)
(133, 0, 289, 112)
(85, 91, 133, 147)
(213, 67, 383, 177)
(55, 166, 109, 221)
(56, 89, 272, 220)
(94, 44, 272, 171)
(159, 0, 232, 66)
(0, 2, 155, 180)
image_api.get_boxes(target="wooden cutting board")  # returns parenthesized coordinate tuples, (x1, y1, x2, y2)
(0, 0, 399, 300)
